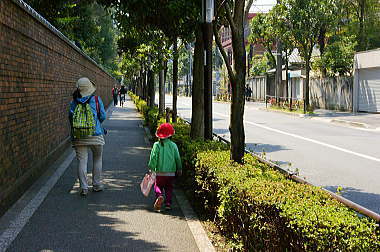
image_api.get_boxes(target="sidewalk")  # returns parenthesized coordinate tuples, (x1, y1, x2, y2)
(307, 109, 380, 130)
(256, 103, 380, 131)
(0, 97, 205, 251)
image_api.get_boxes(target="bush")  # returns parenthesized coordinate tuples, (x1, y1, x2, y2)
(195, 151, 379, 251)
(130, 92, 380, 251)
(128, 91, 159, 134)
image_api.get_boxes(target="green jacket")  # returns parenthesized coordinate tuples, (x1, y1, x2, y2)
(148, 139, 182, 173)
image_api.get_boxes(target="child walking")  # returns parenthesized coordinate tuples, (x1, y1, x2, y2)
(148, 123, 182, 211)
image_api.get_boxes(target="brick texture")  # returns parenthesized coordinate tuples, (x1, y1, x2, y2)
(0, 0, 117, 213)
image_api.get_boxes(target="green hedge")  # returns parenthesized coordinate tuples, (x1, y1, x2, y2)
(130, 92, 380, 251)
(129, 92, 159, 136)
(195, 151, 379, 250)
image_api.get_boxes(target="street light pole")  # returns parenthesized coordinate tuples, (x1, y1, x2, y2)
(203, 0, 214, 140)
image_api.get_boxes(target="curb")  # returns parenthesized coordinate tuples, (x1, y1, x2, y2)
(259, 107, 374, 130)
(141, 125, 216, 252)
(258, 107, 308, 118)
(0, 104, 116, 252)
(174, 190, 215, 252)
(0, 149, 75, 252)
(330, 119, 369, 129)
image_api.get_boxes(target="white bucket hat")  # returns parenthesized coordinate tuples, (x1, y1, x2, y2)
(76, 77, 96, 97)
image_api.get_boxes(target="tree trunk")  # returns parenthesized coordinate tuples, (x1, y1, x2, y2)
(304, 57, 310, 112)
(148, 69, 155, 108)
(138, 68, 143, 97)
(145, 70, 149, 102)
(164, 61, 168, 94)
(190, 25, 204, 140)
(275, 40, 282, 104)
(203, 22, 213, 140)
(318, 26, 327, 77)
(285, 53, 289, 106)
(141, 68, 144, 99)
(159, 58, 165, 116)
(358, 0, 365, 50)
(142, 68, 147, 101)
(287, 53, 292, 110)
(172, 38, 178, 123)
(229, 0, 246, 163)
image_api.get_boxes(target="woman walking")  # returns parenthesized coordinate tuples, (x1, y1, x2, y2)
(69, 77, 106, 196)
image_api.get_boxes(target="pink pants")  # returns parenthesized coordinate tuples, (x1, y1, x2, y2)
(154, 176, 175, 206)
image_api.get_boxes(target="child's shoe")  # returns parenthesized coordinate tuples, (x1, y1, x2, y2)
(154, 196, 164, 211)
(165, 205, 172, 211)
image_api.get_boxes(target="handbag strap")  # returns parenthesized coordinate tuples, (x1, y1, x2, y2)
(95, 96, 100, 120)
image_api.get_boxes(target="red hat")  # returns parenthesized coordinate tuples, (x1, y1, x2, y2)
(156, 123, 175, 139)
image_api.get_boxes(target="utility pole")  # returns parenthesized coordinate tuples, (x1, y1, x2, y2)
(203, 0, 214, 140)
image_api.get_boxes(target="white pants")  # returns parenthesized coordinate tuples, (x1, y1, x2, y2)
(74, 145, 103, 190)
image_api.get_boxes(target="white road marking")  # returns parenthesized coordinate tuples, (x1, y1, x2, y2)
(213, 111, 380, 163)
(171, 100, 380, 162)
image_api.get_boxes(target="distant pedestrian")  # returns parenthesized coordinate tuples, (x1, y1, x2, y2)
(246, 84, 252, 101)
(112, 85, 118, 106)
(69, 77, 107, 196)
(148, 123, 182, 211)
(119, 85, 126, 106)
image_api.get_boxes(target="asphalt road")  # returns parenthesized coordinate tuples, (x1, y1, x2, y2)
(159, 95, 380, 215)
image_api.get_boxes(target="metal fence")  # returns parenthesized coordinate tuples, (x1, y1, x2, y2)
(265, 95, 305, 111)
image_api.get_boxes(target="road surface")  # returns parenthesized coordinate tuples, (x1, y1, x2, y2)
(158, 95, 380, 214)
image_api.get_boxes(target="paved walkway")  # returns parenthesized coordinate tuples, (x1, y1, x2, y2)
(0, 97, 202, 251)
(255, 103, 380, 131)
(309, 109, 380, 130)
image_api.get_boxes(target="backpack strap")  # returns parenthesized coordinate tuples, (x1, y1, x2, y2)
(95, 96, 100, 120)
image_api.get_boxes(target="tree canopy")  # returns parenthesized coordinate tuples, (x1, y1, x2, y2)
(25, 0, 119, 76)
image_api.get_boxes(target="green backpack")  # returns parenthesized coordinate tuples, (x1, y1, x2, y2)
(72, 98, 96, 139)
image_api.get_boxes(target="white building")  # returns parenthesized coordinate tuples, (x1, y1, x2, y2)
(353, 49, 380, 112)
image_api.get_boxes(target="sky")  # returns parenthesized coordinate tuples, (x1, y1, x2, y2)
(249, 0, 277, 13)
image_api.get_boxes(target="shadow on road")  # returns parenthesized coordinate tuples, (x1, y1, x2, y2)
(246, 142, 291, 153)
(323, 186, 380, 215)
(213, 128, 229, 135)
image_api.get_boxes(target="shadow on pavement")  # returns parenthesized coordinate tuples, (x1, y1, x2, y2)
(7, 160, 167, 251)
(7, 104, 198, 251)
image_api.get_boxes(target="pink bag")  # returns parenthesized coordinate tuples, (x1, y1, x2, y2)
(140, 172, 156, 197)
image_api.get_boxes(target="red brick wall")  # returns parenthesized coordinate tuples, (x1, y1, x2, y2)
(0, 0, 117, 213)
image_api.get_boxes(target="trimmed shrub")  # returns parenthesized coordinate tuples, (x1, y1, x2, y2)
(130, 92, 380, 251)
(128, 92, 159, 134)
(196, 151, 380, 251)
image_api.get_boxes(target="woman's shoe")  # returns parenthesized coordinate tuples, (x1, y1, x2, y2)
(80, 189, 88, 197)
(93, 185, 104, 192)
